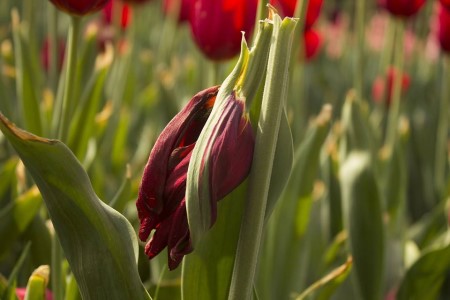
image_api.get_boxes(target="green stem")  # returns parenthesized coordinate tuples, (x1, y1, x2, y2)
(354, 0, 365, 102)
(48, 3, 58, 92)
(385, 19, 405, 148)
(434, 55, 449, 196)
(228, 16, 297, 300)
(51, 234, 64, 300)
(58, 16, 81, 141)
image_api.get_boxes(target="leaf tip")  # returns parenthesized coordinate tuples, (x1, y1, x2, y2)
(0, 113, 56, 144)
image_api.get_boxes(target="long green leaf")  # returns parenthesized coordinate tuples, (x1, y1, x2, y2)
(397, 240, 450, 300)
(11, 10, 42, 136)
(0, 114, 151, 300)
(340, 152, 384, 300)
(257, 105, 331, 300)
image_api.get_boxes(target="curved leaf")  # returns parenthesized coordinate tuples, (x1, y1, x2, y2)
(0, 114, 151, 300)
(397, 241, 450, 300)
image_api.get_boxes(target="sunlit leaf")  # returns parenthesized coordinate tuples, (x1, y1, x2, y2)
(0, 114, 151, 300)
(397, 239, 450, 300)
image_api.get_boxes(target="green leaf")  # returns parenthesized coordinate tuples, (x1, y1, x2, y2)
(397, 240, 450, 300)
(182, 183, 247, 300)
(340, 152, 384, 300)
(64, 274, 81, 300)
(11, 10, 42, 136)
(339, 93, 376, 161)
(109, 165, 132, 213)
(264, 109, 293, 220)
(257, 105, 331, 300)
(1, 242, 30, 300)
(0, 158, 18, 205)
(24, 266, 49, 300)
(68, 50, 112, 160)
(0, 187, 42, 258)
(0, 114, 151, 300)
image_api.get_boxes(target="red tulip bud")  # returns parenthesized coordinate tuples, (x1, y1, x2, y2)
(438, 4, 450, 53)
(372, 67, 410, 106)
(378, 0, 426, 18)
(189, 0, 258, 61)
(162, 0, 192, 23)
(49, 0, 109, 16)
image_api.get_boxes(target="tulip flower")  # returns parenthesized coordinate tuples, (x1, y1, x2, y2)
(136, 86, 255, 269)
(102, 0, 131, 29)
(189, 0, 258, 60)
(372, 67, 410, 106)
(162, 0, 192, 23)
(41, 38, 65, 72)
(49, 0, 109, 16)
(122, 0, 152, 4)
(441, 0, 450, 9)
(438, 4, 450, 53)
(270, 0, 323, 29)
(303, 28, 322, 60)
(377, 0, 426, 18)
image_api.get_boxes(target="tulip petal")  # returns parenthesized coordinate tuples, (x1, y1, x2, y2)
(137, 87, 218, 242)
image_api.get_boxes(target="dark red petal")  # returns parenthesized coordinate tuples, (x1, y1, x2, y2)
(144, 216, 173, 259)
(202, 93, 255, 226)
(167, 200, 193, 270)
(136, 86, 218, 242)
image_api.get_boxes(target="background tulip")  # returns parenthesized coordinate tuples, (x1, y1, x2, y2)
(441, 0, 450, 9)
(121, 0, 152, 4)
(163, 0, 192, 23)
(102, 0, 131, 29)
(438, 4, 450, 53)
(377, 0, 426, 18)
(303, 29, 322, 60)
(372, 67, 410, 106)
(270, 0, 323, 29)
(189, 0, 258, 60)
(49, 0, 109, 16)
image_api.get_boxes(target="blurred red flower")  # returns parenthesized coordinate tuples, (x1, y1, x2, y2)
(41, 38, 65, 72)
(102, 0, 131, 29)
(438, 4, 450, 53)
(189, 0, 258, 61)
(440, 0, 450, 9)
(378, 0, 426, 18)
(16, 288, 53, 300)
(49, 0, 109, 16)
(163, 0, 192, 23)
(304, 29, 322, 60)
(372, 67, 410, 106)
(121, 0, 152, 4)
(270, 0, 323, 29)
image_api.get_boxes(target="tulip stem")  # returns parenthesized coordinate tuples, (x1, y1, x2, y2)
(48, 3, 58, 92)
(51, 234, 64, 300)
(354, 0, 365, 102)
(385, 19, 405, 148)
(229, 16, 297, 300)
(58, 16, 81, 142)
(434, 55, 450, 196)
